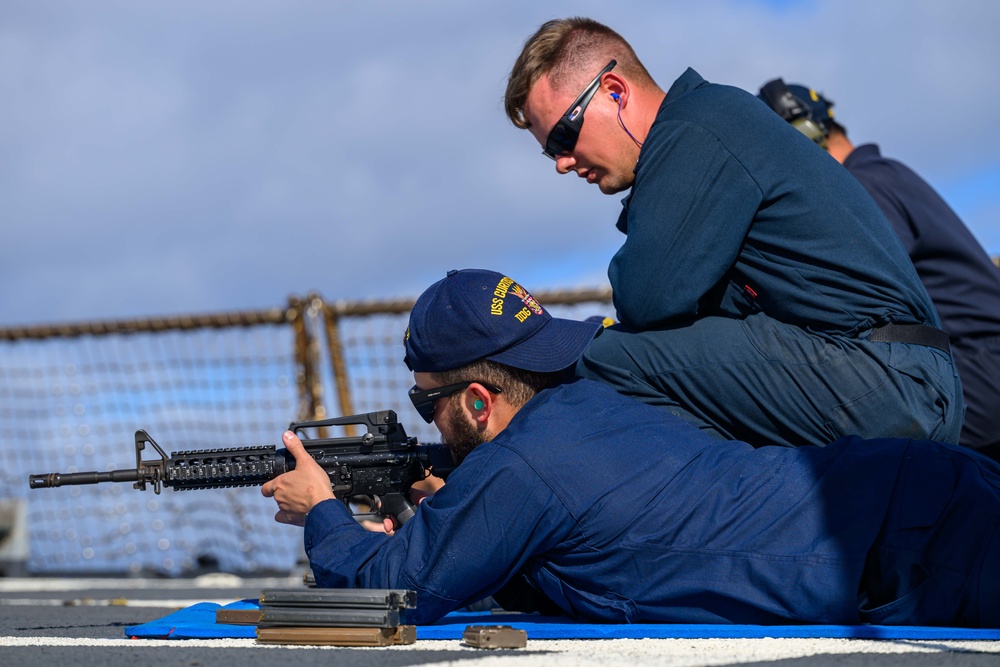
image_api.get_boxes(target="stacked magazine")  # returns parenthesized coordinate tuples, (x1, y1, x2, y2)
(254, 588, 417, 646)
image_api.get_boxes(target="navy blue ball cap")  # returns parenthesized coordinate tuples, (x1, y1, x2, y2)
(403, 269, 603, 374)
(785, 83, 835, 127)
(758, 78, 835, 129)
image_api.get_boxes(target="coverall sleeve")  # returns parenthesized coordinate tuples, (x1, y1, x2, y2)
(609, 121, 763, 329)
(302, 445, 573, 624)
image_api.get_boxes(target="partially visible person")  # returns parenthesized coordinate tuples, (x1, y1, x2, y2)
(502, 17, 963, 450)
(759, 78, 1000, 460)
(263, 268, 1000, 628)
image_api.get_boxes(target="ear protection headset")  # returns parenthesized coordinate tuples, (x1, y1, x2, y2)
(757, 78, 831, 149)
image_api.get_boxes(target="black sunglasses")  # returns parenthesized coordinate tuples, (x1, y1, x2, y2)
(408, 381, 503, 424)
(542, 60, 617, 160)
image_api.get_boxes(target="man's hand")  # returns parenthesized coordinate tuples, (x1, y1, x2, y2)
(412, 474, 445, 500)
(261, 430, 336, 526)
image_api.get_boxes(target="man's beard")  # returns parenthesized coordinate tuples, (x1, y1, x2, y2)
(441, 397, 488, 465)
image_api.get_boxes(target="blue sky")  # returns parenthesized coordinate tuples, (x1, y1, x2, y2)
(2, 0, 998, 325)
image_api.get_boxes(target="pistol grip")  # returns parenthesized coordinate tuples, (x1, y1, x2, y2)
(379, 493, 418, 526)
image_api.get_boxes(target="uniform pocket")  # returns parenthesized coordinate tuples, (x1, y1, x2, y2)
(824, 343, 952, 442)
(859, 573, 931, 625)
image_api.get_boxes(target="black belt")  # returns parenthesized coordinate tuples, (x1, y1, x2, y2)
(868, 323, 951, 354)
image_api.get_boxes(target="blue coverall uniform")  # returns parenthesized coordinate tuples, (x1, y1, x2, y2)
(303, 379, 1000, 627)
(844, 143, 1000, 458)
(575, 68, 963, 448)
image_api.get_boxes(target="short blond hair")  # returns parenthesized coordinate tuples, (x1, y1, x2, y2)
(504, 17, 657, 129)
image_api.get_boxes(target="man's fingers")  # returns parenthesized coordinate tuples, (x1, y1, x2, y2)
(282, 430, 313, 462)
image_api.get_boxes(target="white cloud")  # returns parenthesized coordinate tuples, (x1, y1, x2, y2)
(1, 0, 997, 325)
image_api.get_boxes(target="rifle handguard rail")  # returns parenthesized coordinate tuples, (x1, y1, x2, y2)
(28, 410, 453, 526)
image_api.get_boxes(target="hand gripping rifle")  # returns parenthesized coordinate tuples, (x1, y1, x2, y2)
(28, 410, 454, 526)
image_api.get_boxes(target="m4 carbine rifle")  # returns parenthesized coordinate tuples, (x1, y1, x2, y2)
(29, 410, 453, 526)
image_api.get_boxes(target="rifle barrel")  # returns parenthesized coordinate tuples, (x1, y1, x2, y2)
(29, 469, 141, 489)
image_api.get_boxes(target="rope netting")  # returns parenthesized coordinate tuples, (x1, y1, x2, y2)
(0, 290, 612, 574)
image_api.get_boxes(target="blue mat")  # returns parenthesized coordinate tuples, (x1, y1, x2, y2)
(125, 600, 1000, 641)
